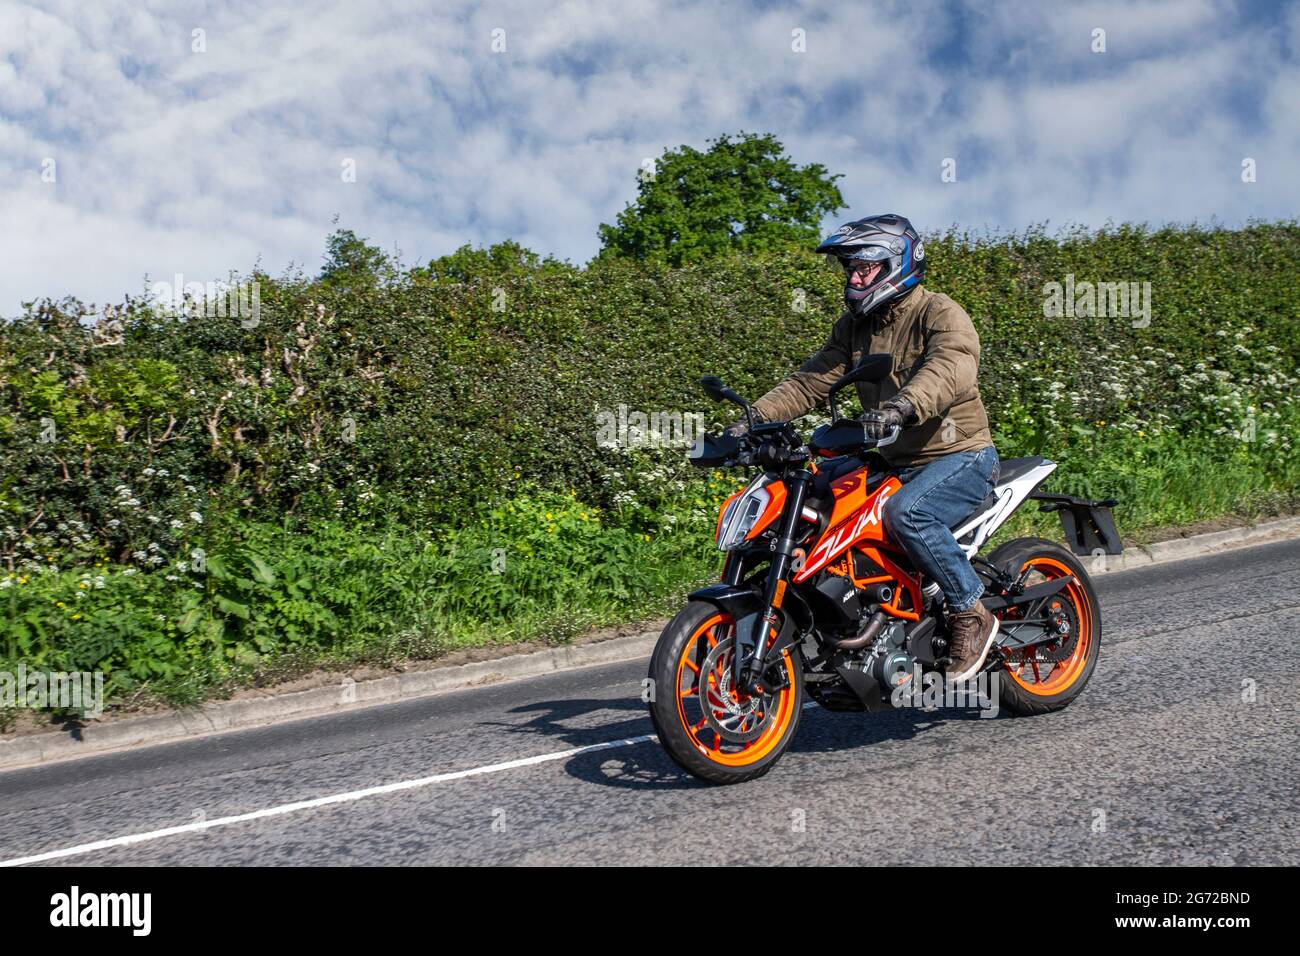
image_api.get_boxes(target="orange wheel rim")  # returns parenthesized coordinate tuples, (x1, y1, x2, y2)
(998, 557, 1094, 696)
(674, 612, 796, 767)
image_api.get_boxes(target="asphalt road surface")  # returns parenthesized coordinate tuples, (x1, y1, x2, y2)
(2, 538, 1297, 866)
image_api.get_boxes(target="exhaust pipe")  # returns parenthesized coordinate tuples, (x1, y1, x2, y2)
(831, 609, 888, 650)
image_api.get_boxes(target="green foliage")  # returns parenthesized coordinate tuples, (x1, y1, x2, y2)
(416, 239, 571, 284)
(597, 132, 846, 265)
(0, 484, 729, 707)
(319, 228, 398, 287)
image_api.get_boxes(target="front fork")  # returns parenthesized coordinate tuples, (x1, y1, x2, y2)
(734, 468, 812, 697)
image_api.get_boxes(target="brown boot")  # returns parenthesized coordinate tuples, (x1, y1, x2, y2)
(945, 600, 1000, 684)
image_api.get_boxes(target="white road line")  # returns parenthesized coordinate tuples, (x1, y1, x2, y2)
(5, 697, 821, 866)
(0, 734, 659, 867)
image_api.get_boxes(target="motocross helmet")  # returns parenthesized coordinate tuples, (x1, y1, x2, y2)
(815, 213, 926, 317)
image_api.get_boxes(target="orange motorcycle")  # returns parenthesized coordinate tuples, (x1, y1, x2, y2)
(647, 354, 1122, 784)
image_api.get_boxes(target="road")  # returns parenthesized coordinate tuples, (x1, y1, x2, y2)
(2, 538, 1297, 866)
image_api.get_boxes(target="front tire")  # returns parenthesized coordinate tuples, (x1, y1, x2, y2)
(647, 601, 803, 785)
(985, 537, 1102, 716)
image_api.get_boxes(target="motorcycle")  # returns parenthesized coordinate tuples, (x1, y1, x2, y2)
(647, 354, 1123, 784)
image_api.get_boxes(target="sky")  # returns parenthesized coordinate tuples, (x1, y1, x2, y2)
(1, 0, 1297, 316)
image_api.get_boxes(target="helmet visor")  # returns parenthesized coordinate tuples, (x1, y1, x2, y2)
(839, 244, 893, 275)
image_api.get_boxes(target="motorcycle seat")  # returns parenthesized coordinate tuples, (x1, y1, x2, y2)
(995, 455, 1047, 485)
(947, 455, 1049, 531)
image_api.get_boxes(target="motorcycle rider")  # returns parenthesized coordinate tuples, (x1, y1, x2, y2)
(728, 214, 1001, 683)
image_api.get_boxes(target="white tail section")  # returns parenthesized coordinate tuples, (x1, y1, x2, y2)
(954, 460, 1057, 557)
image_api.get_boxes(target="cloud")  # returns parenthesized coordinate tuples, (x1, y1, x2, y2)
(0, 0, 1293, 314)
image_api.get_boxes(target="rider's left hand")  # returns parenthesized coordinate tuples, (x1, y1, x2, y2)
(860, 398, 914, 439)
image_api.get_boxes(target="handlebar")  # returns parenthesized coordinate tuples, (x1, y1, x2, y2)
(690, 421, 902, 470)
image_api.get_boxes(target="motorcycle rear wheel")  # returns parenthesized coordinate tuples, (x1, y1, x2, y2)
(986, 537, 1102, 715)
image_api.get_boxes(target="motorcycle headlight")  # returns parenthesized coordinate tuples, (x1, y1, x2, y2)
(716, 477, 772, 551)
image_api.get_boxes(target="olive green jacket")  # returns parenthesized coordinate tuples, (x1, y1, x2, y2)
(750, 286, 995, 466)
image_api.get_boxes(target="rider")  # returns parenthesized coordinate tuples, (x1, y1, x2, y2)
(728, 214, 1001, 683)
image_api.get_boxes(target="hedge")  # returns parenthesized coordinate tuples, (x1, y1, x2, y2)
(1, 222, 1297, 708)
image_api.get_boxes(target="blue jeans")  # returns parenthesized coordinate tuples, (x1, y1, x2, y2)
(881, 446, 1000, 614)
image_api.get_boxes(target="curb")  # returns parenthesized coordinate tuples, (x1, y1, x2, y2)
(1091, 514, 1300, 573)
(3, 515, 1298, 772)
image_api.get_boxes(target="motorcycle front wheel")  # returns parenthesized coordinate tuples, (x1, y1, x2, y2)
(647, 600, 803, 785)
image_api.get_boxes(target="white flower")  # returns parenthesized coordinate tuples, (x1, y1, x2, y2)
(189, 512, 203, 523)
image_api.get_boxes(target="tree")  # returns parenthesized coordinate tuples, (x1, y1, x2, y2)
(416, 240, 570, 284)
(319, 229, 397, 286)
(596, 132, 845, 266)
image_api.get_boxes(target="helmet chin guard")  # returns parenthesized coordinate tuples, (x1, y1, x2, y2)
(816, 214, 926, 317)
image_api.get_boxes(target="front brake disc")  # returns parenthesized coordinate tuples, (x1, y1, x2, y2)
(699, 637, 777, 744)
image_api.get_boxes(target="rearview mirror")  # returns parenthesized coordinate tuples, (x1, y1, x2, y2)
(828, 354, 894, 421)
(698, 375, 728, 403)
(831, 354, 892, 393)
(698, 374, 755, 431)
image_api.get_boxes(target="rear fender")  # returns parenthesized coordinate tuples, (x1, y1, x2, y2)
(1030, 492, 1123, 556)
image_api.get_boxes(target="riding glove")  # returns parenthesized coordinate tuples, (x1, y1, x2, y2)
(860, 397, 915, 440)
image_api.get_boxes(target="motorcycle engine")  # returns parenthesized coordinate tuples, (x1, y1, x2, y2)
(864, 619, 915, 691)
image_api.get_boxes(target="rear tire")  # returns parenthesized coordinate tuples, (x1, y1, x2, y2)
(647, 600, 803, 785)
(984, 537, 1102, 716)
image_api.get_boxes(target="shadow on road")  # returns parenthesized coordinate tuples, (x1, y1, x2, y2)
(491, 693, 992, 790)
